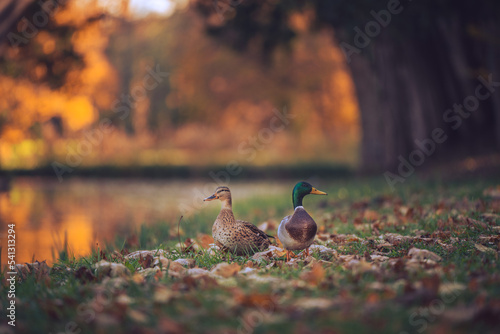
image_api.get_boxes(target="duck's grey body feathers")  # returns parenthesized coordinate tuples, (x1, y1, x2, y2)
(278, 206, 317, 251)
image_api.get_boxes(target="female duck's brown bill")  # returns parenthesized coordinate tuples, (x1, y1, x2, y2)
(204, 194, 217, 201)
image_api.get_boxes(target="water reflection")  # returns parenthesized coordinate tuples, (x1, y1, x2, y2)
(0, 177, 288, 266)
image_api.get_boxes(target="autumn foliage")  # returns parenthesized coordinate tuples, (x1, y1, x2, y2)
(0, 1, 359, 170)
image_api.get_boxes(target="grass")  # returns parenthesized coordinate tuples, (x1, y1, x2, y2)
(1, 176, 499, 333)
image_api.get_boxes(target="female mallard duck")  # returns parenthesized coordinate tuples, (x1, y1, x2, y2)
(204, 186, 272, 255)
(278, 181, 327, 261)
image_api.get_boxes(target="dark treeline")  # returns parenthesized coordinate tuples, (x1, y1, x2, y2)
(195, 0, 500, 172)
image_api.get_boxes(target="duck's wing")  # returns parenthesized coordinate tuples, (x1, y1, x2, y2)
(236, 220, 273, 240)
(284, 207, 317, 244)
(277, 214, 292, 242)
(278, 215, 291, 236)
(280, 215, 291, 226)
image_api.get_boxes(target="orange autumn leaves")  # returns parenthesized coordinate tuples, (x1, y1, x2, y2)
(1, 2, 361, 170)
(0, 2, 117, 169)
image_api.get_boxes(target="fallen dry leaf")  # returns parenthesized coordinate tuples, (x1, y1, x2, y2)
(308, 244, 338, 258)
(94, 260, 131, 278)
(206, 243, 222, 256)
(316, 233, 330, 242)
(111, 250, 124, 262)
(398, 206, 414, 218)
(483, 186, 500, 199)
(369, 255, 390, 263)
(164, 261, 187, 274)
(408, 248, 442, 262)
(299, 263, 325, 286)
(455, 215, 489, 229)
(268, 245, 287, 257)
(376, 242, 394, 250)
(252, 250, 273, 262)
(154, 269, 164, 280)
(116, 294, 134, 306)
(363, 209, 380, 221)
(480, 213, 500, 222)
(186, 268, 210, 277)
(345, 259, 374, 275)
(131, 273, 145, 284)
(153, 285, 174, 303)
(252, 245, 287, 261)
(128, 309, 148, 323)
(474, 243, 498, 257)
(405, 258, 439, 273)
(182, 238, 201, 252)
(138, 267, 161, 278)
(439, 282, 466, 296)
(138, 254, 154, 269)
(15, 261, 51, 282)
(197, 234, 214, 249)
(211, 262, 241, 278)
(234, 291, 277, 308)
(275, 238, 284, 248)
(338, 254, 359, 263)
(239, 267, 256, 275)
(292, 297, 333, 310)
(125, 249, 169, 260)
(174, 258, 196, 268)
(382, 233, 414, 244)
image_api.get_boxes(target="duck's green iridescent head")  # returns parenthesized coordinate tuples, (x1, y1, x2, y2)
(292, 181, 327, 208)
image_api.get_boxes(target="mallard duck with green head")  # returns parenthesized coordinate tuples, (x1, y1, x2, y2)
(204, 186, 273, 255)
(278, 181, 327, 261)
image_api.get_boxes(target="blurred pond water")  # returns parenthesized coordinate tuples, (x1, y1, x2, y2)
(0, 177, 289, 266)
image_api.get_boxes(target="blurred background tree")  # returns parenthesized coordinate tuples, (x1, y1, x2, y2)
(194, 0, 500, 172)
(0, 0, 498, 175)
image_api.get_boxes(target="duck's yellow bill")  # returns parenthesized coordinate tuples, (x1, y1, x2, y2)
(203, 194, 217, 201)
(310, 187, 327, 195)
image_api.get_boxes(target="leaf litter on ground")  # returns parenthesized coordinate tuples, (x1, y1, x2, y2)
(2, 180, 500, 333)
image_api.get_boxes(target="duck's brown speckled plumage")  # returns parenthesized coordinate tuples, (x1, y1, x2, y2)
(205, 186, 272, 255)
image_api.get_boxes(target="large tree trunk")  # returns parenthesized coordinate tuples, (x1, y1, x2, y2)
(347, 15, 500, 173)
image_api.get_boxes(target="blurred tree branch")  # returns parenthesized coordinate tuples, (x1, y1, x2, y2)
(0, 0, 35, 55)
